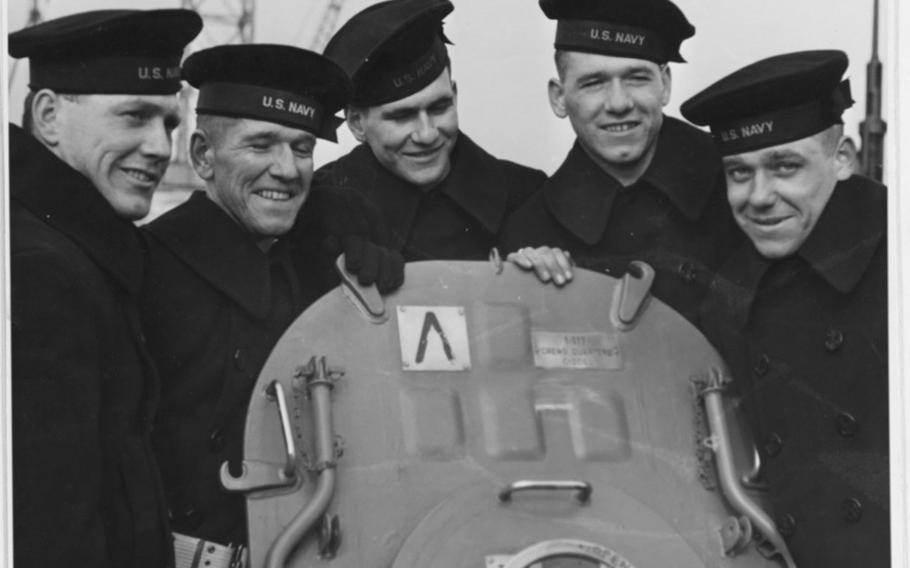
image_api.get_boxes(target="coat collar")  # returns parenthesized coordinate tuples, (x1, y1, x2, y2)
(715, 175, 885, 329)
(543, 116, 723, 245)
(797, 175, 885, 294)
(327, 131, 511, 248)
(143, 191, 284, 318)
(9, 123, 145, 296)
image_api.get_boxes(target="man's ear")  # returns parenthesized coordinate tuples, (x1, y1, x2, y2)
(833, 134, 858, 181)
(189, 129, 215, 181)
(659, 64, 672, 107)
(548, 77, 568, 119)
(31, 89, 63, 147)
(346, 107, 368, 143)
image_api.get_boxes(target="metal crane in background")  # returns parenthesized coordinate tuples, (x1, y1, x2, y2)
(311, 0, 345, 52)
(859, 0, 886, 183)
(181, 0, 255, 46)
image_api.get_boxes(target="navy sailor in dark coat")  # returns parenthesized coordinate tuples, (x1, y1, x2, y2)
(8, 10, 201, 567)
(501, 0, 743, 326)
(315, 0, 546, 261)
(682, 50, 889, 567)
(139, 44, 402, 564)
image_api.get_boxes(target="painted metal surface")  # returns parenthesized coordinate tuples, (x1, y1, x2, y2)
(235, 260, 785, 568)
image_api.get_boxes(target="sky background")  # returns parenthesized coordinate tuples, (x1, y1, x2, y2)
(6, 0, 891, 175)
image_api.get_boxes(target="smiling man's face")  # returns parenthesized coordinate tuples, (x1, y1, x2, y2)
(550, 51, 671, 184)
(54, 93, 180, 219)
(722, 129, 851, 259)
(194, 116, 315, 242)
(348, 69, 458, 189)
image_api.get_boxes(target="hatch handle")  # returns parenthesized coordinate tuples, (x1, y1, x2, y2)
(335, 254, 387, 322)
(266, 380, 297, 479)
(498, 480, 592, 504)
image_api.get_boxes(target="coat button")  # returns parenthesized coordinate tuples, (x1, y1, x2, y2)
(763, 433, 783, 457)
(210, 429, 226, 453)
(825, 327, 845, 352)
(754, 353, 770, 376)
(179, 507, 204, 531)
(777, 513, 797, 538)
(842, 497, 863, 523)
(233, 348, 246, 371)
(677, 261, 697, 284)
(835, 412, 858, 437)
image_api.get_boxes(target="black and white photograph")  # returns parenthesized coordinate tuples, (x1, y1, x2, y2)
(2, 1, 907, 567)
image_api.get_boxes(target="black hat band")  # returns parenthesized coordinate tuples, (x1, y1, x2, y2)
(197, 82, 330, 135)
(30, 55, 182, 94)
(353, 35, 449, 107)
(710, 80, 852, 155)
(555, 20, 667, 63)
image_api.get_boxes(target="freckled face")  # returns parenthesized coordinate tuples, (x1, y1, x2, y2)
(723, 136, 842, 259)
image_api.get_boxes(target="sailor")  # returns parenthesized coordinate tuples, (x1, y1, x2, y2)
(139, 44, 402, 566)
(502, 0, 743, 325)
(682, 50, 888, 567)
(316, 0, 546, 261)
(8, 9, 202, 567)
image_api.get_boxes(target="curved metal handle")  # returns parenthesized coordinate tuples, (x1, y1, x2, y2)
(266, 380, 297, 479)
(335, 254, 387, 322)
(265, 356, 340, 568)
(701, 367, 796, 568)
(741, 445, 769, 490)
(498, 480, 592, 504)
(612, 260, 655, 329)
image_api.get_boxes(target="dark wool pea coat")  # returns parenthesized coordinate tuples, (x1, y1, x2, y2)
(700, 175, 889, 567)
(9, 124, 173, 568)
(140, 191, 338, 546)
(500, 116, 744, 326)
(315, 131, 546, 261)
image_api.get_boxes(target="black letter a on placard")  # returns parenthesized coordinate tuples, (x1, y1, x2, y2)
(415, 311, 455, 364)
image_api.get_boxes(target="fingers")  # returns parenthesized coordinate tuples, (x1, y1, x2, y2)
(507, 246, 574, 286)
(375, 248, 405, 294)
(552, 248, 574, 281)
(342, 234, 365, 274)
(344, 237, 405, 294)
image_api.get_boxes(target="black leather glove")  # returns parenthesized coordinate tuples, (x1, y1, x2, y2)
(305, 186, 404, 294)
(335, 234, 405, 294)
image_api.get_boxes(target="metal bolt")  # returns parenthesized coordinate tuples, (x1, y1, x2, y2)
(777, 513, 797, 538)
(843, 497, 863, 523)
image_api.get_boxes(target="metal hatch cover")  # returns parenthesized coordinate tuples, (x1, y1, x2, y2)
(237, 260, 782, 568)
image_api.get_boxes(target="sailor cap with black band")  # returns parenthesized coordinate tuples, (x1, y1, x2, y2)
(8, 9, 202, 94)
(324, 0, 454, 108)
(181, 44, 352, 143)
(680, 50, 854, 156)
(539, 0, 695, 64)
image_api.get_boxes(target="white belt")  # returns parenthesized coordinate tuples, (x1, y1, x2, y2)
(173, 532, 246, 568)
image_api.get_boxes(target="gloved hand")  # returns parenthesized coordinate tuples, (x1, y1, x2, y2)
(327, 234, 405, 294)
(292, 185, 405, 294)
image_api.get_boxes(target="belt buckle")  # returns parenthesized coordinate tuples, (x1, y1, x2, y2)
(174, 532, 245, 568)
